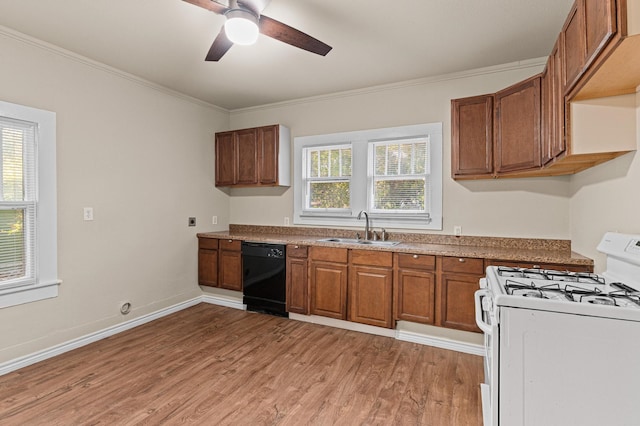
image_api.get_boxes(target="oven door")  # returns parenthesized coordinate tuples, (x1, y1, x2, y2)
(475, 282, 498, 426)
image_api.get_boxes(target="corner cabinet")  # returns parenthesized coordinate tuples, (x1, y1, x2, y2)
(215, 124, 291, 188)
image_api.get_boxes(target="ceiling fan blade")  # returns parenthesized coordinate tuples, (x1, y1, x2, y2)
(182, 0, 229, 15)
(206, 28, 234, 61)
(259, 15, 332, 56)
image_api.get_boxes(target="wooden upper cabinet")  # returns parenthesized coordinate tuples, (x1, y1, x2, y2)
(258, 125, 278, 185)
(235, 128, 259, 185)
(584, 0, 617, 71)
(215, 124, 290, 187)
(563, 0, 617, 94)
(451, 95, 494, 178)
(542, 38, 566, 165)
(215, 132, 235, 186)
(494, 75, 542, 174)
(563, 1, 587, 92)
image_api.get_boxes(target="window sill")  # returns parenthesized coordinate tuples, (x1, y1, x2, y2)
(294, 215, 442, 231)
(0, 279, 61, 309)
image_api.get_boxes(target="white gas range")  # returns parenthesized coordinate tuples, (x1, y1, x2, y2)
(475, 232, 640, 426)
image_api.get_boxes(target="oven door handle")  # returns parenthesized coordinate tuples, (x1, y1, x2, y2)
(474, 289, 493, 335)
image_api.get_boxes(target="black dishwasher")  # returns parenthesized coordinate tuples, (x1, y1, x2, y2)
(242, 242, 287, 317)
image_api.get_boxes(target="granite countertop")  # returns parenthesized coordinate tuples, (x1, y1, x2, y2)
(197, 225, 593, 267)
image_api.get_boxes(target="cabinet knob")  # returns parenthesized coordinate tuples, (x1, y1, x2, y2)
(458, 258, 465, 263)
(294, 245, 299, 249)
(413, 254, 419, 259)
(228, 239, 233, 243)
(533, 264, 541, 269)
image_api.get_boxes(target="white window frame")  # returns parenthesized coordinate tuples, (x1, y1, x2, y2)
(0, 100, 59, 308)
(294, 123, 442, 230)
(302, 143, 352, 216)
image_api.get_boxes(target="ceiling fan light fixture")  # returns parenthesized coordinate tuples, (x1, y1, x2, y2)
(224, 9, 260, 46)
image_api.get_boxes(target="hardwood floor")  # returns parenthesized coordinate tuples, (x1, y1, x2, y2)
(0, 304, 483, 425)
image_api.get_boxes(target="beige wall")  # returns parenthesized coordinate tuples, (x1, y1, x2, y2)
(0, 32, 230, 363)
(229, 61, 572, 240)
(569, 91, 640, 273)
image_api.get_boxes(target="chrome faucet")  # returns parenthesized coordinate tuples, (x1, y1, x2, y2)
(357, 210, 370, 240)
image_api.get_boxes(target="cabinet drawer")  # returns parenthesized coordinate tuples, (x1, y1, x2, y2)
(442, 256, 484, 275)
(219, 239, 241, 251)
(198, 238, 219, 250)
(395, 253, 436, 271)
(309, 246, 348, 263)
(350, 249, 393, 267)
(287, 244, 308, 258)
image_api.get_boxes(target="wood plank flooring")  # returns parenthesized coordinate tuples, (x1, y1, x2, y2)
(0, 303, 483, 425)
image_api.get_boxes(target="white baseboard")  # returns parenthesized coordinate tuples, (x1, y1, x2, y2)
(396, 329, 484, 356)
(0, 297, 201, 376)
(200, 294, 246, 310)
(1, 296, 482, 376)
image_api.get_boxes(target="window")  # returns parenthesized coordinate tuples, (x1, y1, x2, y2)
(303, 144, 351, 213)
(294, 123, 442, 230)
(0, 100, 58, 308)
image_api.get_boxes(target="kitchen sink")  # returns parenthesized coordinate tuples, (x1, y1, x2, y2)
(316, 237, 400, 247)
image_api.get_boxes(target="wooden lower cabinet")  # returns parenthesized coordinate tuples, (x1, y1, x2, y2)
(394, 253, 436, 324)
(438, 256, 484, 333)
(286, 244, 308, 314)
(218, 239, 243, 291)
(309, 247, 348, 320)
(198, 238, 218, 287)
(349, 250, 393, 328)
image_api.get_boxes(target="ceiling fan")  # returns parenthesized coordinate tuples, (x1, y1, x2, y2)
(183, 0, 332, 61)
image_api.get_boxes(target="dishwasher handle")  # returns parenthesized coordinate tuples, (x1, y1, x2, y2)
(474, 289, 493, 335)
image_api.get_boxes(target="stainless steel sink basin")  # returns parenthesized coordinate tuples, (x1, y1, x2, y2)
(316, 237, 400, 247)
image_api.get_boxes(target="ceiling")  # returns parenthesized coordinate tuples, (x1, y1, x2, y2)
(0, 0, 574, 110)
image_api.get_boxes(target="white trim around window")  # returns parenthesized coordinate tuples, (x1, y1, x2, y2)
(294, 123, 442, 230)
(0, 100, 59, 309)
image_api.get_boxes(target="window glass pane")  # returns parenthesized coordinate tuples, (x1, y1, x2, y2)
(0, 209, 25, 280)
(341, 148, 352, 176)
(309, 181, 350, 209)
(309, 150, 319, 178)
(373, 179, 426, 211)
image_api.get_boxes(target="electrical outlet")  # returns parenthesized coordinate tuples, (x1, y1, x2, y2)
(212, 216, 218, 225)
(83, 207, 94, 221)
(284, 217, 290, 226)
(188, 217, 196, 227)
(454, 225, 462, 236)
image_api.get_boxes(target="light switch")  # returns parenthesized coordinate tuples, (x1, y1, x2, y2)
(83, 207, 94, 221)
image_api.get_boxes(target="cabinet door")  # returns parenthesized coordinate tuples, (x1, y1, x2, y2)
(494, 76, 542, 174)
(439, 273, 482, 333)
(286, 256, 308, 314)
(584, 0, 616, 69)
(218, 242, 242, 291)
(215, 132, 236, 186)
(562, 1, 587, 92)
(235, 128, 259, 185)
(309, 261, 348, 320)
(198, 248, 218, 287)
(349, 265, 393, 328)
(394, 269, 435, 324)
(451, 95, 494, 177)
(258, 125, 279, 185)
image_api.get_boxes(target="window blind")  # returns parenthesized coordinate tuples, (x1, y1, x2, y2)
(0, 117, 36, 287)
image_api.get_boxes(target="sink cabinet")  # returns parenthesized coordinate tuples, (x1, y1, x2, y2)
(348, 250, 393, 328)
(309, 246, 348, 320)
(393, 253, 436, 324)
(286, 244, 309, 314)
(215, 124, 290, 188)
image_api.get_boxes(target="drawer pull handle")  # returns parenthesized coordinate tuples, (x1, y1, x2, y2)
(413, 254, 419, 259)
(458, 258, 465, 263)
